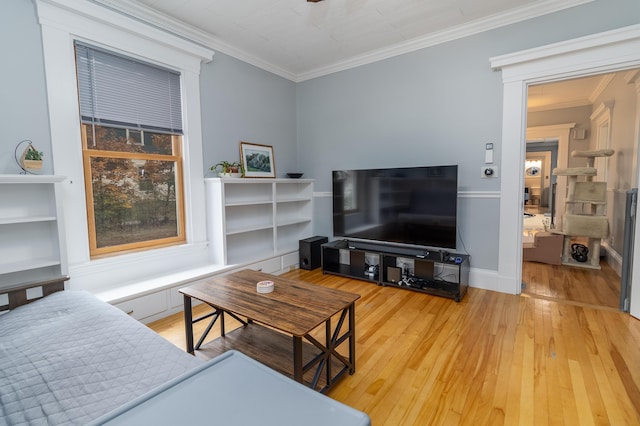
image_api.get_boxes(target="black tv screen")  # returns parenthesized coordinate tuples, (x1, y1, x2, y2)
(332, 165, 458, 249)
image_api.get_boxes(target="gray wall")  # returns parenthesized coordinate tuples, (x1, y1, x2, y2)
(298, 40, 504, 268)
(528, 105, 593, 168)
(591, 73, 639, 254)
(3, 0, 639, 273)
(0, 0, 298, 179)
(200, 53, 297, 177)
(1, 0, 52, 174)
(297, 0, 640, 270)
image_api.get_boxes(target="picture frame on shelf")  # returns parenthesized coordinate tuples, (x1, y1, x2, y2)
(240, 142, 275, 178)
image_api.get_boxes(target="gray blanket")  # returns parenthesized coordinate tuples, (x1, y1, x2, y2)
(0, 290, 202, 425)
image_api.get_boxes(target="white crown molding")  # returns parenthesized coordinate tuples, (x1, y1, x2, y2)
(295, 0, 595, 82)
(625, 69, 640, 94)
(93, 0, 297, 81)
(90, 0, 593, 82)
(589, 73, 616, 103)
(39, 0, 214, 65)
(590, 100, 615, 122)
(526, 123, 576, 140)
(625, 69, 640, 84)
(529, 72, 615, 113)
(528, 98, 592, 113)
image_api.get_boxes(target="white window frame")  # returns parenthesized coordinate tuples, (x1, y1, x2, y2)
(36, 0, 214, 291)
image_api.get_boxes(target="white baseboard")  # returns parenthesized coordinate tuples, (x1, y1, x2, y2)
(469, 267, 516, 294)
(601, 241, 622, 277)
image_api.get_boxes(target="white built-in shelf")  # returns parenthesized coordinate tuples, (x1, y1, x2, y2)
(225, 200, 273, 207)
(277, 218, 312, 226)
(0, 216, 57, 225)
(0, 174, 66, 184)
(0, 174, 68, 289)
(206, 178, 314, 265)
(1, 258, 61, 275)
(276, 197, 310, 203)
(226, 223, 275, 236)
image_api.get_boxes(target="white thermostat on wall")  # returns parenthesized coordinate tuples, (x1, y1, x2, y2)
(481, 166, 499, 178)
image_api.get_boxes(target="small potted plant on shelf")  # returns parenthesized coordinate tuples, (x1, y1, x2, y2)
(21, 146, 44, 170)
(211, 161, 243, 178)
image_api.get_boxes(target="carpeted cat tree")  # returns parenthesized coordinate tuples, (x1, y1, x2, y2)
(552, 149, 614, 269)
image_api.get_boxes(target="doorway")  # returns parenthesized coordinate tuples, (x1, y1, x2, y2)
(520, 71, 639, 310)
(525, 141, 557, 217)
(491, 26, 640, 319)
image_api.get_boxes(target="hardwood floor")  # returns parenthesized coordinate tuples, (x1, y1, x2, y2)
(148, 269, 640, 425)
(522, 260, 621, 309)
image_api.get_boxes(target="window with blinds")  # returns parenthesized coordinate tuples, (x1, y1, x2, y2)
(75, 42, 186, 257)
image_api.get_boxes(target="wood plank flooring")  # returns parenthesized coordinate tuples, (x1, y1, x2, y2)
(148, 269, 640, 425)
(522, 260, 621, 309)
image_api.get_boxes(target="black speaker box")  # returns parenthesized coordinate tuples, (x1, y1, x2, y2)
(387, 266, 401, 283)
(415, 261, 435, 279)
(299, 236, 328, 270)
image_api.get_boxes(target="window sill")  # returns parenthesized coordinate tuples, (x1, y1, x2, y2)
(94, 263, 233, 305)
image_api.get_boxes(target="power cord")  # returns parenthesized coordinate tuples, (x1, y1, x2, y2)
(456, 224, 470, 256)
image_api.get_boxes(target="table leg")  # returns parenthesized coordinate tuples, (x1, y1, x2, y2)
(349, 302, 356, 374)
(183, 294, 194, 355)
(293, 336, 303, 383)
(325, 317, 332, 385)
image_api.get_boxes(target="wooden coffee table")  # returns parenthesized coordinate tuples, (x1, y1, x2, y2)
(179, 269, 360, 393)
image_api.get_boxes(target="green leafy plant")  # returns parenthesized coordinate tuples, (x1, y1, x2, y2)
(24, 148, 43, 161)
(210, 161, 242, 174)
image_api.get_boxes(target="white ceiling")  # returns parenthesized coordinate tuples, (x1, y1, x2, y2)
(528, 73, 616, 112)
(103, 0, 593, 81)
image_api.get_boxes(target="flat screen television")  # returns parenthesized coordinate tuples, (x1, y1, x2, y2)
(332, 165, 458, 250)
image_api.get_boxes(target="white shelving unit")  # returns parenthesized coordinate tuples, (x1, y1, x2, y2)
(205, 178, 314, 267)
(0, 174, 68, 289)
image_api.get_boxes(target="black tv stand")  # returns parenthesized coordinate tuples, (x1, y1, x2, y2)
(322, 240, 469, 302)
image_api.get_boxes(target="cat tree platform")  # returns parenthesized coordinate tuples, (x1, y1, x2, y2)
(551, 149, 614, 270)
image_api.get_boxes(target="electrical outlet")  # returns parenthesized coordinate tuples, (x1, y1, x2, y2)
(481, 166, 499, 178)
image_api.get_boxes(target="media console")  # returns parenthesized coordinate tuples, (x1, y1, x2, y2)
(321, 240, 469, 302)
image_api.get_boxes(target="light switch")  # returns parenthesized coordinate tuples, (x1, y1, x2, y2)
(485, 143, 494, 164)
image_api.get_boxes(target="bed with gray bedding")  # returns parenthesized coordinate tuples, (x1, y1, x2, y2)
(0, 286, 371, 426)
(0, 290, 202, 425)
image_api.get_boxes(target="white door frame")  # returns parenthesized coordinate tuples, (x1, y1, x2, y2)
(489, 24, 640, 318)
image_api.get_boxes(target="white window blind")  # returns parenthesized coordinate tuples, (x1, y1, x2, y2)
(75, 43, 183, 134)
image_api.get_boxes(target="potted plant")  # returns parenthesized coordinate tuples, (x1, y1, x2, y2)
(21, 146, 44, 170)
(211, 161, 243, 178)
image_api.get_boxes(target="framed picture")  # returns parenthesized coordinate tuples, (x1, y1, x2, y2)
(240, 142, 275, 178)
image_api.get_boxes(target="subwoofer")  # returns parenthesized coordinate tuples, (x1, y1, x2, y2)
(299, 236, 328, 270)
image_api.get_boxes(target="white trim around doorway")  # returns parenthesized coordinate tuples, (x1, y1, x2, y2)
(489, 24, 640, 301)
